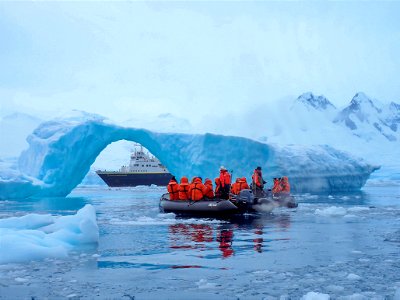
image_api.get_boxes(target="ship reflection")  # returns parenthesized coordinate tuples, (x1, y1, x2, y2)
(168, 214, 291, 258)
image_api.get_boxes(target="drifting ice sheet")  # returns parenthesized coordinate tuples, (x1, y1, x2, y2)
(0, 204, 99, 264)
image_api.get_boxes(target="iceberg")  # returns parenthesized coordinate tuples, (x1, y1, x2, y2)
(0, 204, 98, 263)
(0, 111, 378, 200)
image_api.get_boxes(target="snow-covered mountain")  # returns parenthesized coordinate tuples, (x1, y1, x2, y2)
(385, 102, 400, 133)
(334, 92, 398, 142)
(256, 92, 399, 181)
(295, 92, 336, 112)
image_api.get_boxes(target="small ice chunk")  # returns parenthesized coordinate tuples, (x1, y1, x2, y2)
(14, 277, 29, 283)
(301, 291, 330, 300)
(343, 293, 368, 300)
(346, 273, 362, 280)
(326, 285, 344, 293)
(347, 207, 370, 213)
(315, 206, 346, 217)
(196, 279, 218, 289)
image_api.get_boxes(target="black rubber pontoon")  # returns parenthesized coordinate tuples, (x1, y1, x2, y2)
(160, 195, 240, 215)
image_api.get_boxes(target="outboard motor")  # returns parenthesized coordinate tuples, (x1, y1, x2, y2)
(236, 189, 255, 211)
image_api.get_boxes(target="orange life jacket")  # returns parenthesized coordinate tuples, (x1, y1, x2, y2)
(237, 177, 250, 193)
(219, 170, 231, 188)
(280, 176, 290, 193)
(231, 178, 241, 195)
(252, 170, 263, 188)
(178, 177, 190, 200)
(167, 180, 180, 200)
(189, 178, 206, 201)
(272, 178, 282, 194)
(204, 178, 214, 198)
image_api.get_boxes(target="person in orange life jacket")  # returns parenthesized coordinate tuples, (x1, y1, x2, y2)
(189, 177, 207, 201)
(178, 176, 190, 200)
(252, 166, 266, 197)
(204, 178, 214, 198)
(167, 176, 180, 200)
(219, 166, 231, 199)
(214, 177, 221, 198)
(237, 177, 250, 193)
(272, 177, 282, 194)
(230, 178, 240, 195)
(280, 176, 291, 193)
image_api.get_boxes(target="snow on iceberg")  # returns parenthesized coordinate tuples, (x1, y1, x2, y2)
(0, 111, 378, 199)
(0, 204, 98, 264)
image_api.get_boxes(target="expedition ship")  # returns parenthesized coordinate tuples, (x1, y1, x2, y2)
(96, 146, 172, 187)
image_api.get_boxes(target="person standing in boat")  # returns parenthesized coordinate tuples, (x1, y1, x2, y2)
(167, 176, 180, 200)
(252, 166, 266, 197)
(219, 166, 231, 199)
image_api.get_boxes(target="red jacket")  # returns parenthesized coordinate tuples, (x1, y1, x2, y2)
(204, 178, 214, 198)
(178, 177, 190, 200)
(280, 177, 290, 193)
(252, 170, 263, 188)
(189, 178, 206, 201)
(219, 170, 231, 188)
(167, 180, 180, 200)
(272, 178, 282, 194)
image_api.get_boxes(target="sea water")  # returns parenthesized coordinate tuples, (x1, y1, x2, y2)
(1, 184, 400, 299)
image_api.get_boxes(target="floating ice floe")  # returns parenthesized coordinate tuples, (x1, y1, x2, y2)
(315, 206, 370, 218)
(0, 205, 98, 264)
(346, 273, 362, 280)
(315, 206, 347, 217)
(301, 291, 330, 300)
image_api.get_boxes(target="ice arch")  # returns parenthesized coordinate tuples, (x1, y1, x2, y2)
(1, 112, 378, 200)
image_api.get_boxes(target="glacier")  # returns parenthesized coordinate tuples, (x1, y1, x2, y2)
(0, 111, 379, 200)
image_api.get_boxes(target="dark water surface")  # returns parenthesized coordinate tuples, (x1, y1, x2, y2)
(1, 184, 400, 299)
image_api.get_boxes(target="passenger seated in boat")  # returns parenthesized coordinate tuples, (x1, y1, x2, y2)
(167, 176, 180, 200)
(238, 177, 250, 193)
(178, 176, 190, 200)
(214, 177, 221, 198)
(272, 178, 282, 194)
(204, 178, 214, 198)
(189, 177, 207, 201)
(230, 178, 241, 195)
(280, 176, 291, 193)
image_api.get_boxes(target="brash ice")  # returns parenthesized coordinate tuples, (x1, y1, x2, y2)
(0, 111, 378, 200)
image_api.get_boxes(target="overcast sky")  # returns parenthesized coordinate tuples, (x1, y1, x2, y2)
(1, 1, 400, 123)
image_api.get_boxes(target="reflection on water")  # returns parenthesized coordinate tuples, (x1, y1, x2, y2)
(168, 214, 292, 259)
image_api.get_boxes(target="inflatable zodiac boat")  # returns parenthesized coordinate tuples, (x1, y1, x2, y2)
(159, 189, 298, 216)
